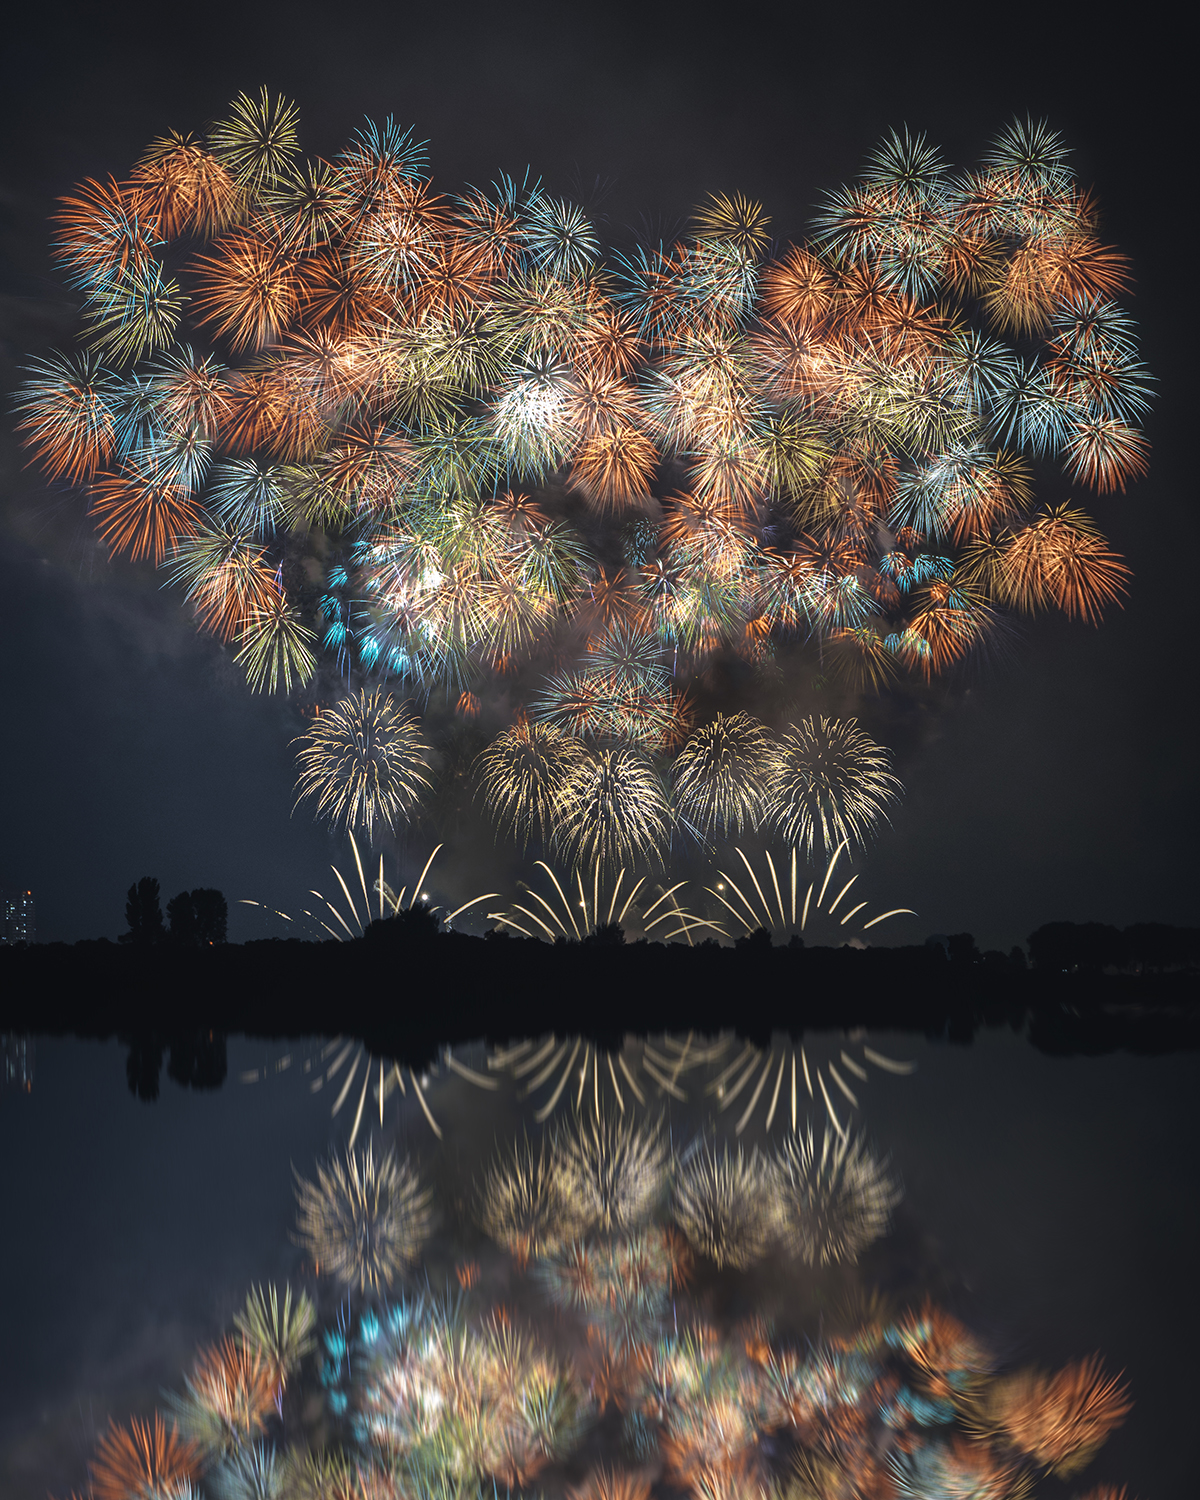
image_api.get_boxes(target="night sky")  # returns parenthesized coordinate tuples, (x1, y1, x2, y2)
(0, 0, 1193, 949)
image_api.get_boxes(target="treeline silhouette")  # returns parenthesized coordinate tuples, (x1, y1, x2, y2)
(120, 877, 228, 945)
(2, 878, 1198, 1097)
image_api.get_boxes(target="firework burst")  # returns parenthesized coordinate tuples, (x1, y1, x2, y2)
(164, 1336, 277, 1458)
(974, 1356, 1131, 1476)
(88, 1417, 198, 1500)
(766, 717, 901, 858)
(293, 687, 433, 838)
(476, 1132, 584, 1263)
(556, 1112, 669, 1235)
(232, 1283, 316, 1397)
(355, 1294, 587, 1488)
(539, 1227, 689, 1348)
(672, 1143, 781, 1268)
(293, 1142, 433, 1294)
(774, 1126, 901, 1266)
(474, 718, 586, 851)
(671, 712, 773, 841)
(554, 746, 672, 872)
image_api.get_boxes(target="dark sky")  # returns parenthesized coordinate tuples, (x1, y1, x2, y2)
(0, 0, 1193, 948)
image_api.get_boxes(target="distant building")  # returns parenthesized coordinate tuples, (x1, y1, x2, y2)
(1, 888, 35, 945)
(2, 1034, 34, 1092)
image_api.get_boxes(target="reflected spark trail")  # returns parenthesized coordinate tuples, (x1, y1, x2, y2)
(241, 835, 499, 1143)
(704, 1034, 915, 1140)
(486, 1032, 728, 1124)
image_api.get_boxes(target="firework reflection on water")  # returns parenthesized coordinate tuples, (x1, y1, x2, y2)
(27, 1024, 1151, 1500)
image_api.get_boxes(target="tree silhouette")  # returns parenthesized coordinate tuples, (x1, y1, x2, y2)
(120, 877, 165, 945)
(164, 888, 227, 944)
(191, 889, 228, 943)
(166, 890, 197, 943)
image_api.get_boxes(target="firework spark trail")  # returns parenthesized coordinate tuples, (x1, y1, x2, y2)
(16, 104, 1149, 857)
(705, 839, 917, 955)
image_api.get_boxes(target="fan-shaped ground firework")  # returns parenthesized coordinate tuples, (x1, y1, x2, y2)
(767, 717, 901, 858)
(487, 864, 707, 950)
(704, 844, 918, 969)
(293, 1143, 433, 1294)
(556, 1113, 669, 1233)
(476, 1133, 584, 1264)
(774, 1126, 900, 1265)
(293, 687, 433, 837)
(672, 1144, 781, 1268)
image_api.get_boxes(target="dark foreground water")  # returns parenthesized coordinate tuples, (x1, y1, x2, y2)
(1, 1028, 1194, 1498)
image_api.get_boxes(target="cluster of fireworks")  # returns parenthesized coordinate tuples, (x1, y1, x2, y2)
(290, 690, 901, 870)
(471, 1113, 898, 1274)
(16, 99, 1150, 859)
(81, 1017, 1140, 1500)
(289, 1108, 895, 1308)
(79, 1261, 1135, 1500)
(468, 710, 900, 868)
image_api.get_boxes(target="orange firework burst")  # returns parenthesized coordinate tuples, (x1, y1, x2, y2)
(53, 176, 157, 289)
(88, 1416, 198, 1500)
(996, 505, 1131, 623)
(570, 423, 659, 510)
(1061, 414, 1151, 492)
(89, 455, 205, 564)
(172, 527, 280, 641)
(567, 1466, 653, 1500)
(13, 352, 119, 484)
(980, 1355, 1131, 1475)
(130, 131, 241, 237)
(165, 1335, 277, 1457)
(903, 578, 999, 675)
(891, 1301, 993, 1404)
(191, 224, 300, 351)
